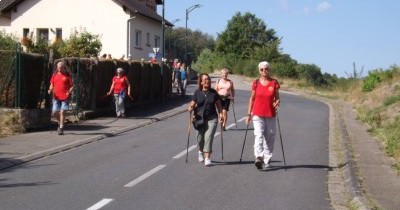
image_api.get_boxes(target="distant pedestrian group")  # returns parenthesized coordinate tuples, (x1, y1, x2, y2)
(172, 60, 188, 95)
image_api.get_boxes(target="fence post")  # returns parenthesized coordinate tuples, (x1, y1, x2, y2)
(15, 43, 21, 108)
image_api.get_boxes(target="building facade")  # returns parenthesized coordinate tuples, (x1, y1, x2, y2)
(0, 0, 169, 60)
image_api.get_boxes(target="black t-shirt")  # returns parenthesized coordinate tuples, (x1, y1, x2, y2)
(192, 88, 220, 119)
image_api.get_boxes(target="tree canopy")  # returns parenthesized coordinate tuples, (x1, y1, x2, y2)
(216, 12, 279, 59)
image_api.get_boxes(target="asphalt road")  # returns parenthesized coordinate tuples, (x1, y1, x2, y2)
(0, 83, 331, 210)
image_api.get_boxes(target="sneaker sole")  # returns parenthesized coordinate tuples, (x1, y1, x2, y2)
(255, 161, 263, 169)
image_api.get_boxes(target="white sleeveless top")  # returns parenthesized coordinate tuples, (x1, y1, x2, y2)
(216, 79, 232, 96)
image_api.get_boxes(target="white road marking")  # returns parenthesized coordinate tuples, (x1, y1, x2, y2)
(226, 123, 236, 129)
(87, 198, 114, 210)
(173, 116, 248, 160)
(238, 116, 247, 122)
(124, 165, 166, 188)
(281, 90, 299, 95)
(173, 145, 197, 159)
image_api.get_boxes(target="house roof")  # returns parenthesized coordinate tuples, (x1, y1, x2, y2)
(114, 0, 172, 26)
(0, 0, 172, 26)
(0, 0, 24, 13)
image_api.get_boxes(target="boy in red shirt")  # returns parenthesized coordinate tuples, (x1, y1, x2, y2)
(48, 61, 74, 135)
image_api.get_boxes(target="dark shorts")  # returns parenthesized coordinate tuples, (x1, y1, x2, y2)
(220, 96, 231, 111)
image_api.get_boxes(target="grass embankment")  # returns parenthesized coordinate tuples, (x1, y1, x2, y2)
(280, 67, 400, 173)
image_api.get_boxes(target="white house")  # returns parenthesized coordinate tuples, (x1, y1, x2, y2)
(0, 0, 171, 60)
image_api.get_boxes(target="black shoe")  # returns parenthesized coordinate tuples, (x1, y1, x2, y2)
(57, 127, 64, 135)
(255, 158, 263, 169)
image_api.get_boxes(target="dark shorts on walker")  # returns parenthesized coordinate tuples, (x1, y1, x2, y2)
(220, 96, 231, 111)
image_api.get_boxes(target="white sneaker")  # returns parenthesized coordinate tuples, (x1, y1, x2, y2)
(198, 151, 204, 162)
(204, 158, 213, 166)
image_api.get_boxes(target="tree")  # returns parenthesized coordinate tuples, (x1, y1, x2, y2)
(215, 12, 278, 59)
(166, 27, 215, 65)
(59, 28, 102, 57)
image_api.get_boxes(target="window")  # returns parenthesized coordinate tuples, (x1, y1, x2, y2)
(135, 30, 142, 48)
(146, 32, 150, 46)
(154, 35, 160, 48)
(37, 28, 49, 42)
(56, 28, 62, 40)
(23, 28, 29, 38)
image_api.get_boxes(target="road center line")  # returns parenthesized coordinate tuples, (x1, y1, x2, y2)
(124, 165, 166, 188)
(173, 145, 197, 159)
(173, 116, 247, 160)
(86, 198, 114, 210)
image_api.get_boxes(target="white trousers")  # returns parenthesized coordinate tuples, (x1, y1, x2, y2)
(252, 115, 276, 163)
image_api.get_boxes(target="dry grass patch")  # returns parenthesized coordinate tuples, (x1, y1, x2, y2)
(0, 110, 25, 137)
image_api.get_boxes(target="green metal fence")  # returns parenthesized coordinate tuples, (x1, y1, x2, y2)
(0, 43, 49, 109)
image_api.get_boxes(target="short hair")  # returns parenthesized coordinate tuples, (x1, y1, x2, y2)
(258, 61, 270, 70)
(116, 67, 124, 73)
(221, 68, 229, 74)
(57, 61, 65, 68)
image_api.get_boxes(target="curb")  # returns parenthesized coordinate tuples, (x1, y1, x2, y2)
(336, 103, 369, 210)
(0, 107, 187, 171)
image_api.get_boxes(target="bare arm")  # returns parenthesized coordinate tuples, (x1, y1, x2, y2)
(188, 100, 196, 112)
(126, 78, 132, 96)
(107, 81, 115, 95)
(245, 90, 255, 124)
(273, 89, 280, 109)
(215, 99, 224, 123)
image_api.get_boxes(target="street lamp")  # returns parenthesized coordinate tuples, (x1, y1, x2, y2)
(185, 4, 201, 63)
(168, 18, 180, 60)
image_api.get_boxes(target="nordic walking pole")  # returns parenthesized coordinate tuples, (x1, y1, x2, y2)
(240, 121, 250, 162)
(276, 111, 287, 169)
(232, 101, 237, 128)
(220, 122, 224, 161)
(186, 111, 192, 163)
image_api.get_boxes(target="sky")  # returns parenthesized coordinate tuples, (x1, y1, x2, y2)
(161, 0, 400, 77)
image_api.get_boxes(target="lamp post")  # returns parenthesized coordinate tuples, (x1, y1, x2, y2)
(185, 4, 201, 64)
(168, 18, 180, 60)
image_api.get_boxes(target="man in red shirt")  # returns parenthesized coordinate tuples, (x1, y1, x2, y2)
(48, 61, 74, 135)
(246, 61, 280, 169)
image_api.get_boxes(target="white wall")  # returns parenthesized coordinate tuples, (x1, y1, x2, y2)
(128, 15, 163, 60)
(2, 0, 163, 60)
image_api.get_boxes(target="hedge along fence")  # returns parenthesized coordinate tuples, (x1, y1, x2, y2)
(0, 50, 48, 109)
(54, 57, 172, 112)
(0, 52, 172, 112)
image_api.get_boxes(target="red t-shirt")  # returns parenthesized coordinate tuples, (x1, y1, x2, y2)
(251, 79, 280, 117)
(50, 72, 73, 100)
(113, 75, 128, 94)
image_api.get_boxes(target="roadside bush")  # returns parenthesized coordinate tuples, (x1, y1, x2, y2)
(59, 28, 102, 57)
(192, 48, 216, 73)
(0, 31, 18, 50)
(362, 71, 381, 92)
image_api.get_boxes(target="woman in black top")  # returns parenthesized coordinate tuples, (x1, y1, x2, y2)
(188, 73, 223, 166)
